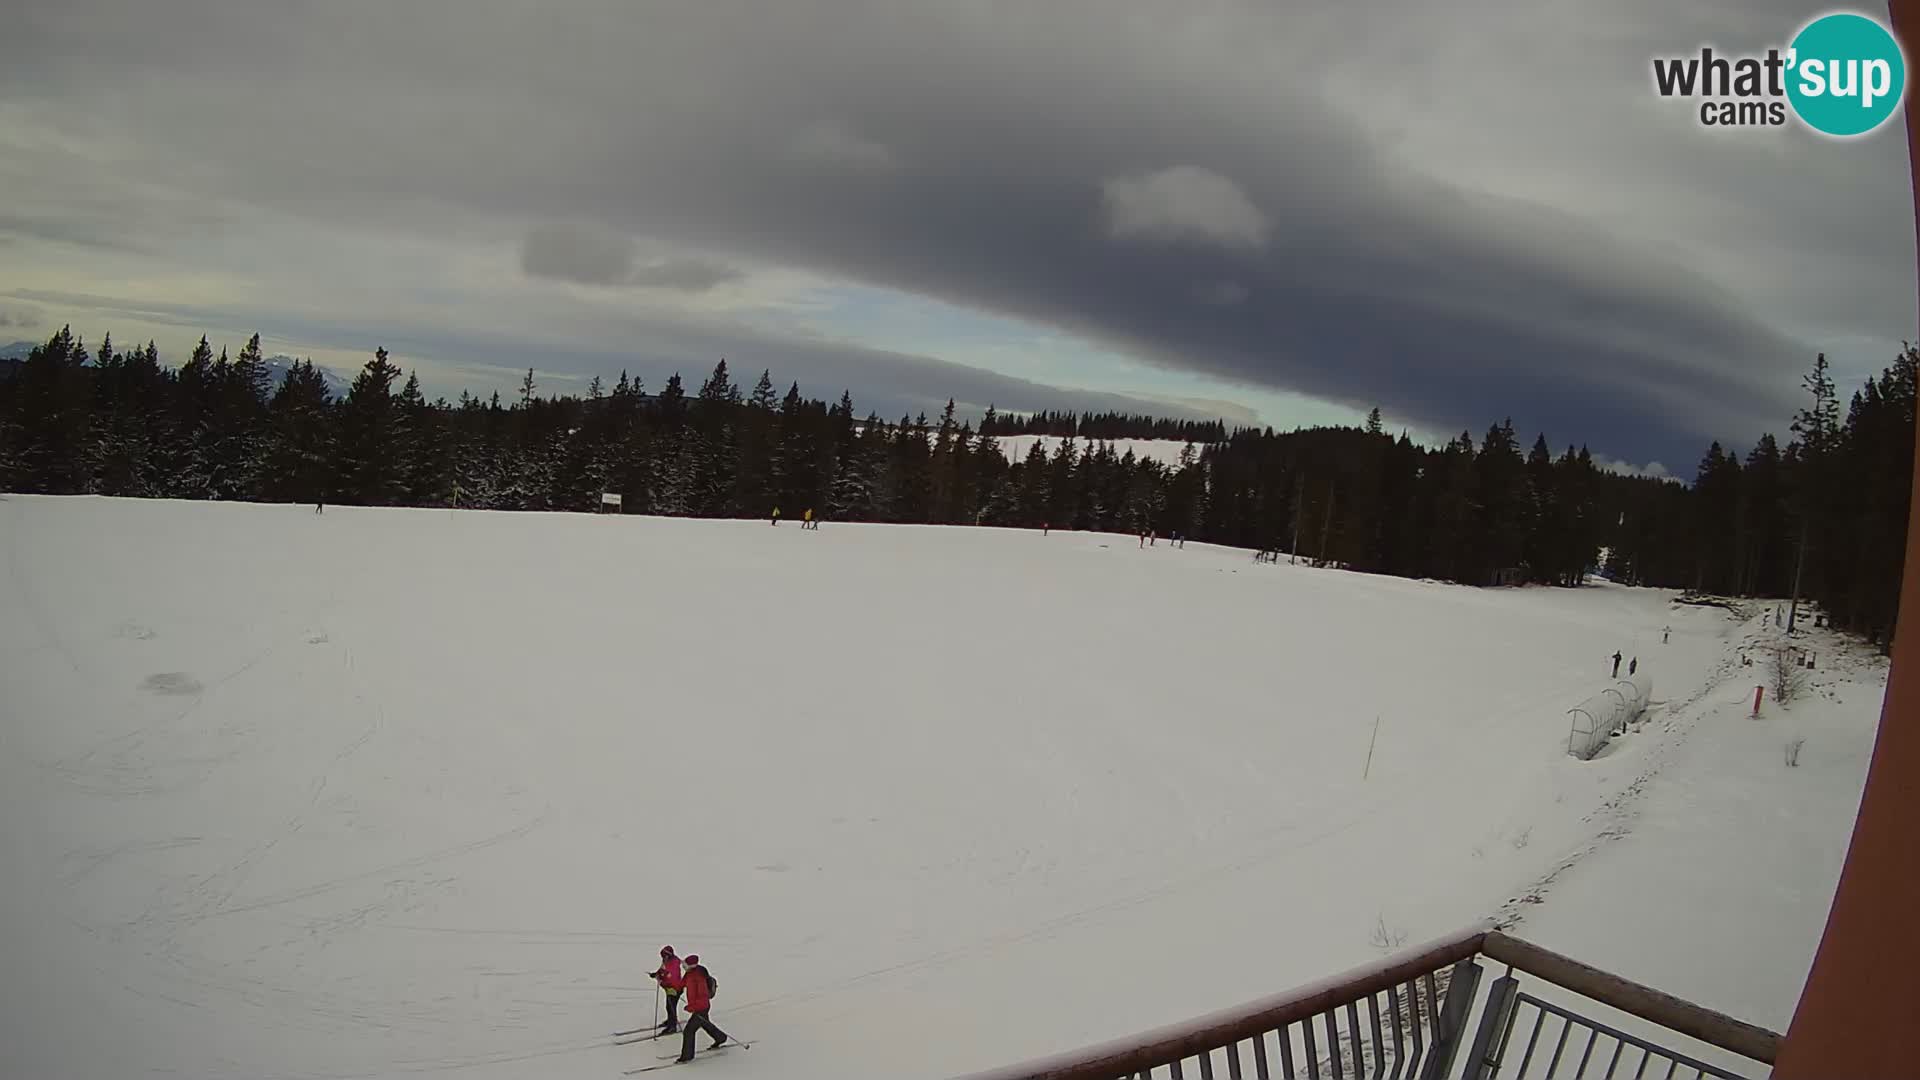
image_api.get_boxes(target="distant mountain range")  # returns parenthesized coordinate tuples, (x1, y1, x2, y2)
(262, 355, 354, 400)
(0, 341, 351, 401)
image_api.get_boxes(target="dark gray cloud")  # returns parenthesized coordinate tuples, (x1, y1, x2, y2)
(519, 224, 741, 290)
(3, 0, 1913, 467)
(519, 222, 637, 286)
(0, 303, 43, 329)
(627, 259, 743, 292)
(5, 286, 1229, 426)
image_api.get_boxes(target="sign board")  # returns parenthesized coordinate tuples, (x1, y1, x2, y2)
(600, 492, 622, 507)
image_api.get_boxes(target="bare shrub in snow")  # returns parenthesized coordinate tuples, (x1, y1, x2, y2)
(1369, 915, 1408, 952)
(1785, 737, 1805, 767)
(1771, 645, 1807, 703)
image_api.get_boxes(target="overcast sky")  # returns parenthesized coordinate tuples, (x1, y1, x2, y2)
(2, 0, 1914, 474)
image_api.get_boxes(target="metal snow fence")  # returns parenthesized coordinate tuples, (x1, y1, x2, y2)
(1567, 674, 1652, 760)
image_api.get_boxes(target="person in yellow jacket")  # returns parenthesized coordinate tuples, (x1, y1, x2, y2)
(770, 506, 781, 526)
(803, 508, 814, 530)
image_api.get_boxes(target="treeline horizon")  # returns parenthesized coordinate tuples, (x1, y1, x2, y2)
(975, 409, 1228, 443)
(0, 327, 1910, 645)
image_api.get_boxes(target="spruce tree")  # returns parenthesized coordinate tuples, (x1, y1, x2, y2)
(166, 335, 219, 497)
(929, 399, 960, 523)
(1522, 434, 1557, 581)
(692, 360, 740, 515)
(732, 368, 779, 515)
(265, 359, 336, 503)
(8, 327, 95, 492)
(829, 411, 881, 519)
(748, 369, 776, 411)
(92, 335, 170, 497)
(1017, 437, 1050, 526)
(1471, 420, 1525, 583)
(773, 380, 811, 513)
(233, 332, 271, 405)
(651, 373, 692, 515)
(1740, 434, 1789, 596)
(334, 347, 404, 504)
(1786, 353, 1841, 630)
(205, 332, 271, 499)
(397, 369, 450, 503)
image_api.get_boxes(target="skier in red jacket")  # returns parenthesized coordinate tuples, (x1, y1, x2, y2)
(676, 954, 730, 1062)
(650, 945, 685, 1034)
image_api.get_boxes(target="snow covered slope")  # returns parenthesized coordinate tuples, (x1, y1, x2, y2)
(1512, 616, 1888, 1035)
(263, 355, 354, 399)
(992, 434, 1194, 468)
(0, 496, 1883, 1079)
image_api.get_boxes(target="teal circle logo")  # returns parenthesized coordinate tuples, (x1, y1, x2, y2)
(1786, 12, 1907, 136)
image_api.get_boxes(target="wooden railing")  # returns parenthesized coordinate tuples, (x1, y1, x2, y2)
(1476, 932, 1779, 1067)
(949, 925, 1780, 1080)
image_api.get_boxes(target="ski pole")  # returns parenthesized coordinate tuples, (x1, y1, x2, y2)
(653, 981, 661, 1033)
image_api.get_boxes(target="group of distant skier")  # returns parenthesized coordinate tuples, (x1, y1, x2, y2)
(1608, 625, 1672, 679)
(647, 945, 730, 1063)
(770, 507, 820, 529)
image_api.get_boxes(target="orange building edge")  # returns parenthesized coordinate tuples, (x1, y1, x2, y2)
(1771, 2, 1920, 1072)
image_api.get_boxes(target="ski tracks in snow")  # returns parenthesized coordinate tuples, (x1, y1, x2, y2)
(718, 630, 1728, 1031)
(2, 496, 85, 676)
(1495, 619, 1755, 928)
(13, 522, 564, 1076)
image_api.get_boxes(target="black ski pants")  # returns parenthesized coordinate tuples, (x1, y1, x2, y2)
(679, 1009, 728, 1061)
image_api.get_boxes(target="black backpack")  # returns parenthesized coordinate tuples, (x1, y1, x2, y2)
(706, 970, 718, 998)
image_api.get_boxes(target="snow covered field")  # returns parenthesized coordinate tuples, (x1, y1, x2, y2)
(0, 495, 1886, 1079)
(991, 434, 1193, 468)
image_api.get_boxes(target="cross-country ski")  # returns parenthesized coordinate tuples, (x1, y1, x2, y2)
(655, 1038, 749, 1061)
(624, 1054, 722, 1076)
(625, 1040, 750, 1074)
(618, 1022, 679, 1045)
